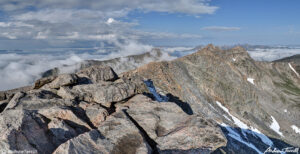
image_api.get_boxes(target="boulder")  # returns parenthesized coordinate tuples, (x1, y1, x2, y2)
(0, 110, 56, 153)
(85, 104, 109, 127)
(47, 118, 81, 146)
(53, 111, 152, 154)
(76, 65, 118, 83)
(3, 92, 25, 111)
(42, 67, 60, 78)
(123, 95, 227, 152)
(0, 92, 6, 101)
(46, 74, 78, 89)
(4, 90, 72, 111)
(34, 76, 57, 89)
(38, 106, 92, 130)
(57, 82, 140, 108)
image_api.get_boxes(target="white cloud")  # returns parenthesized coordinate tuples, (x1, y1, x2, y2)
(0, 0, 217, 90)
(0, 0, 212, 48)
(0, 8, 202, 44)
(248, 48, 300, 61)
(0, 44, 185, 91)
(0, 53, 83, 90)
(106, 18, 115, 25)
(202, 26, 241, 31)
(0, 0, 218, 15)
(0, 32, 17, 39)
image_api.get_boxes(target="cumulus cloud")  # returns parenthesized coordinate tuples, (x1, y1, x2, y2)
(202, 26, 241, 32)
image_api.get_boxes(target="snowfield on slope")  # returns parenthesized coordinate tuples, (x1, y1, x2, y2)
(270, 116, 283, 136)
(288, 63, 300, 77)
(291, 125, 300, 134)
(216, 101, 274, 147)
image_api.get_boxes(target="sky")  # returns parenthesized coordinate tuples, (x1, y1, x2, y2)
(1, 0, 300, 91)
(0, 0, 299, 50)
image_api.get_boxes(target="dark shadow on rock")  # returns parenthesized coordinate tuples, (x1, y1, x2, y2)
(143, 92, 193, 115)
(143, 79, 193, 115)
(159, 148, 211, 154)
(166, 93, 193, 115)
(123, 109, 159, 154)
(212, 125, 298, 154)
(63, 119, 90, 134)
(37, 90, 61, 99)
(7, 111, 56, 154)
(68, 106, 97, 129)
(77, 77, 93, 85)
(48, 127, 78, 146)
(0, 102, 8, 113)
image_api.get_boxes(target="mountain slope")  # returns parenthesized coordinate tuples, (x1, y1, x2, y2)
(123, 45, 300, 152)
(275, 54, 300, 73)
(0, 45, 299, 154)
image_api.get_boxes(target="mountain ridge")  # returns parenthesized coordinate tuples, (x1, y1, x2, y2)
(0, 45, 299, 154)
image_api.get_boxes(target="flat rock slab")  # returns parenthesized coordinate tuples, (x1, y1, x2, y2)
(53, 112, 152, 154)
(124, 95, 227, 152)
(58, 82, 139, 108)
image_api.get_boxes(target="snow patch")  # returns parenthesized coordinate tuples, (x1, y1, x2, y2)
(232, 58, 236, 61)
(216, 101, 248, 129)
(288, 63, 300, 77)
(270, 116, 283, 136)
(284, 109, 287, 113)
(216, 101, 274, 147)
(247, 78, 255, 85)
(291, 125, 300, 134)
(144, 80, 168, 102)
(223, 115, 232, 121)
(220, 123, 263, 154)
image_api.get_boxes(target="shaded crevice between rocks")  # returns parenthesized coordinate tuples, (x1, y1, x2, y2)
(0, 102, 8, 113)
(62, 119, 90, 134)
(122, 109, 159, 154)
(68, 106, 97, 129)
(102, 94, 136, 115)
(160, 148, 211, 154)
(4, 92, 26, 111)
(166, 93, 193, 115)
(96, 102, 116, 115)
(143, 91, 194, 115)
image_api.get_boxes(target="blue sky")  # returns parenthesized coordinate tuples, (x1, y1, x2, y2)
(0, 0, 299, 50)
(132, 0, 300, 45)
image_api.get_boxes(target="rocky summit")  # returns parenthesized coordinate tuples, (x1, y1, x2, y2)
(0, 45, 299, 154)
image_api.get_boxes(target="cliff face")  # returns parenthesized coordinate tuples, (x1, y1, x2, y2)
(0, 45, 299, 154)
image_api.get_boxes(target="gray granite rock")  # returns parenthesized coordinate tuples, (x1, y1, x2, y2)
(53, 112, 152, 154)
(76, 65, 118, 83)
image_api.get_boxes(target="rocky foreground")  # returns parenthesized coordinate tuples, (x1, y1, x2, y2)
(0, 45, 299, 154)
